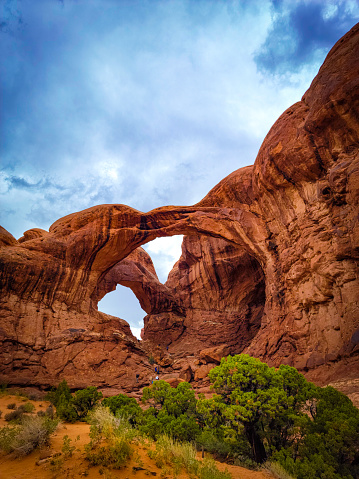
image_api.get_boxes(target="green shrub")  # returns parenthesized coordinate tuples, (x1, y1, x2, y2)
(0, 425, 20, 453)
(72, 387, 103, 419)
(199, 458, 232, 479)
(0, 383, 7, 392)
(4, 408, 24, 423)
(141, 381, 200, 442)
(18, 402, 35, 413)
(46, 380, 72, 406)
(0, 416, 58, 456)
(56, 399, 78, 422)
(264, 461, 296, 479)
(86, 435, 133, 469)
(7, 402, 16, 410)
(196, 427, 250, 461)
(46, 381, 102, 422)
(46, 380, 77, 422)
(85, 406, 135, 469)
(101, 394, 142, 425)
(62, 434, 76, 458)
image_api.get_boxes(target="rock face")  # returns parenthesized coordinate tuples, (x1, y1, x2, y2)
(0, 24, 359, 397)
(144, 234, 265, 357)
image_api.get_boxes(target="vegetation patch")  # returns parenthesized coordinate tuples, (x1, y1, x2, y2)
(85, 406, 135, 469)
(1, 354, 358, 479)
(46, 380, 103, 422)
(0, 415, 58, 456)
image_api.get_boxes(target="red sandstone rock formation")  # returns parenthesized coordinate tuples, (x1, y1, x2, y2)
(0, 24, 358, 400)
(143, 234, 265, 357)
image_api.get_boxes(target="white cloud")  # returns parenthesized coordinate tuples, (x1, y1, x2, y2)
(144, 236, 184, 283)
(2, 0, 357, 326)
(130, 327, 142, 340)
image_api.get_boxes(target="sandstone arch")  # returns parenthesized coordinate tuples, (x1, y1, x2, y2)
(0, 24, 359, 397)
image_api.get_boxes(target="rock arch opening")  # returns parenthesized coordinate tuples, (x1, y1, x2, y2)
(84, 204, 268, 356)
(143, 236, 183, 283)
(97, 236, 184, 340)
(98, 284, 145, 339)
(142, 234, 266, 355)
(92, 229, 266, 356)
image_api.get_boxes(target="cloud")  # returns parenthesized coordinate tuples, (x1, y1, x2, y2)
(143, 236, 184, 283)
(2, 0, 350, 241)
(2, 0, 357, 329)
(255, 0, 359, 74)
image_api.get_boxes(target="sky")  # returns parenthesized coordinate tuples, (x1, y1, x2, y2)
(1, 0, 359, 338)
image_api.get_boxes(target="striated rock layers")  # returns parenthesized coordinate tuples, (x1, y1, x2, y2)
(1, 24, 359, 395)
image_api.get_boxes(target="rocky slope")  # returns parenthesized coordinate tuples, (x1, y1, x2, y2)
(0, 24, 358, 399)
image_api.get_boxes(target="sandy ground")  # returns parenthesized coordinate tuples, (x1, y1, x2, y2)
(0, 394, 274, 479)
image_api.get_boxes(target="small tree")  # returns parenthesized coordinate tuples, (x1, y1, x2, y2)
(141, 381, 200, 441)
(46, 381, 102, 422)
(72, 387, 103, 419)
(101, 394, 142, 425)
(198, 354, 316, 463)
(287, 386, 359, 479)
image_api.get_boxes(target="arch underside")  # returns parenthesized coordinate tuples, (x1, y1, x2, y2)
(92, 233, 266, 355)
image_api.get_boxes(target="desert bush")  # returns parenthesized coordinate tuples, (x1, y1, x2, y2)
(196, 427, 250, 462)
(0, 383, 7, 392)
(87, 406, 123, 443)
(4, 408, 24, 423)
(85, 435, 133, 469)
(149, 435, 232, 479)
(18, 402, 35, 413)
(1, 416, 58, 456)
(12, 416, 51, 456)
(85, 406, 135, 469)
(148, 435, 198, 476)
(27, 392, 42, 401)
(46, 380, 102, 422)
(46, 404, 54, 418)
(62, 434, 76, 458)
(0, 425, 20, 453)
(0, 410, 2, 418)
(264, 461, 295, 479)
(101, 393, 142, 425)
(7, 403, 16, 410)
(232, 454, 258, 470)
(199, 458, 232, 479)
(72, 387, 103, 419)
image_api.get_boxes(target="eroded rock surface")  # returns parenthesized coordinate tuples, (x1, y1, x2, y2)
(143, 234, 265, 357)
(0, 24, 359, 399)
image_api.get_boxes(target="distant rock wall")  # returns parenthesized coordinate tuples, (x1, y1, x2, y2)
(0, 24, 358, 396)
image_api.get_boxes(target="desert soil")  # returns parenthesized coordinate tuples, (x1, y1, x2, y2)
(0, 394, 274, 479)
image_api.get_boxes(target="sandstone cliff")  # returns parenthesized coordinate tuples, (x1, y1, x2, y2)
(0, 24, 358, 398)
